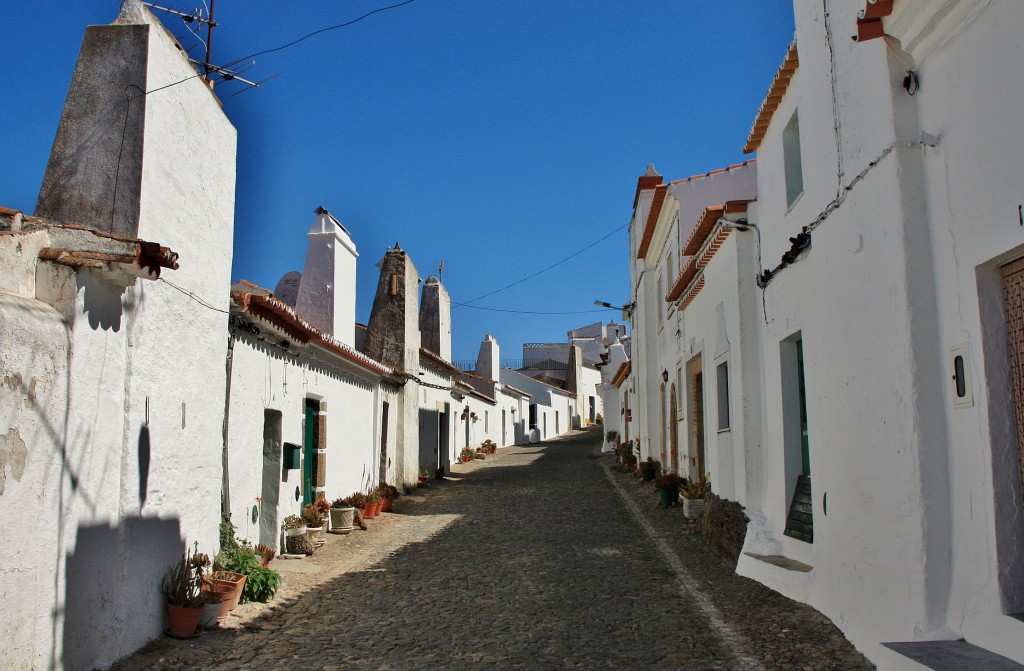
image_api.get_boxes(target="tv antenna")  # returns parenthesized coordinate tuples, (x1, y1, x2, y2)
(143, 2, 274, 92)
(437, 259, 447, 279)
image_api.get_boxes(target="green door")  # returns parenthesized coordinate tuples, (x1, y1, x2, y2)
(303, 400, 318, 506)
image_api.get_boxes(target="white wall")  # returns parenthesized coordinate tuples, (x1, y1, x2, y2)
(225, 332, 384, 549)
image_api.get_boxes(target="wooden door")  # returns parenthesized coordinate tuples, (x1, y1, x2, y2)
(1002, 258, 1024, 497)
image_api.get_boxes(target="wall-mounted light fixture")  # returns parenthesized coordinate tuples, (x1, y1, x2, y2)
(661, 370, 669, 383)
(594, 299, 636, 320)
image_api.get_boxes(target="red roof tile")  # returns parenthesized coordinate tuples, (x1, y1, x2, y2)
(744, 42, 799, 154)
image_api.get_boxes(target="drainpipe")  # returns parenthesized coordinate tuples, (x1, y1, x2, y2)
(221, 317, 236, 519)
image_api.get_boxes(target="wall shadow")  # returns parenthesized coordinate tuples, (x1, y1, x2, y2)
(63, 517, 182, 671)
(79, 271, 125, 332)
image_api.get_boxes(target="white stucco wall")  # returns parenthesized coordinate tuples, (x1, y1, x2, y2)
(727, 1, 1024, 667)
(0, 6, 237, 668)
(224, 333, 384, 549)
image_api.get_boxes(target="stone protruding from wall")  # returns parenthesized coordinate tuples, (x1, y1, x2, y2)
(36, 17, 150, 236)
(475, 334, 500, 382)
(565, 344, 583, 395)
(419, 275, 451, 361)
(294, 207, 358, 345)
(361, 244, 421, 372)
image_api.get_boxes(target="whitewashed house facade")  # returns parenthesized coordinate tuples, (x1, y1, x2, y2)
(625, 1, 1024, 667)
(0, 3, 235, 668)
(627, 161, 757, 473)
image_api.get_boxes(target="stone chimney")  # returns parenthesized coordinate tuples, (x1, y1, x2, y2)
(36, 1, 236, 244)
(565, 344, 583, 395)
(475, 334, 500, 381)
(361, 244, 420, 372)
(419, 275, 451, 361)
(294, 206, 358, 345)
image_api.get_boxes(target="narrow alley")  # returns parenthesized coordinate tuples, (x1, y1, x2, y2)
(113, 428, 872, 671)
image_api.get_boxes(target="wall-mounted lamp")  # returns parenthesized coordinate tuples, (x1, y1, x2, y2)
(594, 300, 636, 320)
(661, 370, 669, 383)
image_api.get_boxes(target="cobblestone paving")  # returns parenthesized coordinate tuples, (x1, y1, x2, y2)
(112, 428, 874, 671)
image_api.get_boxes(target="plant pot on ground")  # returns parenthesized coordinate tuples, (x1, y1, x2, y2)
(302, 501, 329, 541)
(329, 497, 356, 533)
(639, 458, 660, 483)
(681, 473, 711, 520)
(653, 472, 684, 506)
(377, 484, 400, 513)
(161, 543, 211, 638)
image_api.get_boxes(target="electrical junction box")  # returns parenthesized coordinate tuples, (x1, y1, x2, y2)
(283, 442, 302, 470)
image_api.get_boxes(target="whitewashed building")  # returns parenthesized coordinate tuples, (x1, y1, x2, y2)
(627, 161, 757, 471)
(222, 209, 401, 550)
(626, 1, 1024, 667)
(0, 3, 235, 668)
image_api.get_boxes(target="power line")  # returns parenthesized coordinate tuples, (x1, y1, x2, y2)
(158, 277, 230, 314)
(458, 306, 614, 316)
(451, 222, 628, 309)
(222, 0, 420, 69)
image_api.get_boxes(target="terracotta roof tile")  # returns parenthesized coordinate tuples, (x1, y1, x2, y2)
(666, 257, 698, 302)
(683, 206, 725, 256)
(854, 0, 894, 42)
(420, 347, 461, 375)
(744, 41, 799, 154)
(231, 285, 392, 377)
(636, 183, 667, 260)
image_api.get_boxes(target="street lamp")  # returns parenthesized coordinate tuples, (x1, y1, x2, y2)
(594, 300, 635, 320)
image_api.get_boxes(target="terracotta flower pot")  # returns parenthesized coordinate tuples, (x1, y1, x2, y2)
(210, 572, 246, 611)
(380, 497, 393, 513)
(166, 602, 203, 638)
(202, 581, 235, 617)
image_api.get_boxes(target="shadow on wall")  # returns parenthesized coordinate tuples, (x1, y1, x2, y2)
(79, 270, 126, 332)
(63, 517, 183, 671)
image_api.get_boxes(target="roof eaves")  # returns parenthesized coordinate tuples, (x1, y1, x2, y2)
(637, 183, 668, 260)
(744, 41, 799, 154)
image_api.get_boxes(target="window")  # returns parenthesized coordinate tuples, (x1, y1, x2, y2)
(529, 403, 538, 429)
(666, 251, 675, 287)
(783, 110, 804, 207)
(717, 361, 730, 430)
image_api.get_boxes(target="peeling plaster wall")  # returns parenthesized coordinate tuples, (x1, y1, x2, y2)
(0, 4, 236, 668)
(0, 296, 68, 671)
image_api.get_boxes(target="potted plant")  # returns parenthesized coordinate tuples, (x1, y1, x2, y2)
(459, 447, 475, 464)
(653, 472, 684, 507)
(480, 439, 497, 455)
(377, 484, 400, 513)
(211, 546, 256, 612)
(364, 489, 381, 518)
(680, 473, 711, 520)
(161, 543, 210, 638)
(329, 496, 356, 534)
(302, 501, 328, 542)
(417, 468, 430, 485)
(254, 543, 276, 567)
(639, 458, 660, 483)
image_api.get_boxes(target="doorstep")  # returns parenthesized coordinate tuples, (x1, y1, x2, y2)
(882, 640, 1024, 670)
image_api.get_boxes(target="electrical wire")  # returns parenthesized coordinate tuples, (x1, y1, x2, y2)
(458, 305, 614, 315)
(221, 0, 419, 69)
(158, 277, 230, 314)
(451, 222, 628, 309)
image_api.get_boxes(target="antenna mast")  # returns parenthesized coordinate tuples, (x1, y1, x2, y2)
(204, 0, 216, 82)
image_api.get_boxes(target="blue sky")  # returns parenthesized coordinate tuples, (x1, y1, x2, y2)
(1, 1, 794, 363)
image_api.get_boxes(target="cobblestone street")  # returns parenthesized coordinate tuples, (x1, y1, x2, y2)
(113, 428, 873, 671)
